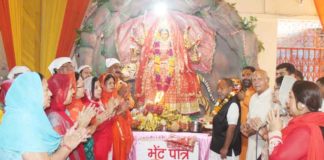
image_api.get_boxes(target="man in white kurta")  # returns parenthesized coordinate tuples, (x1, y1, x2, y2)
(243, 69, 272, 160)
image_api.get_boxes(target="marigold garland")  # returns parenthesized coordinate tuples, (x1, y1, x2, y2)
(153, 41, 175, 91)
(211, 91, 236, 116)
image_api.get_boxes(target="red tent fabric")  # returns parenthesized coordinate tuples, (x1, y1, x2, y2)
(0, 0, 16, 69)
(56, 0, 91, 57)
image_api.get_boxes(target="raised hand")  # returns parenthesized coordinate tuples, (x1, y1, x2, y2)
(267, 109, 283, 132)
(97, 110, 113, 123)
(105, 97, 120, 111)
(61, 122, 90, 150)
(240, 123, 250, 137)
(77, 104, 96, 128)
(249, 117, 263, 131)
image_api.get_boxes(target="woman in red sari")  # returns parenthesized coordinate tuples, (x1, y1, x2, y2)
(87, 73, 117, 160)
(267, 80, 324, 160)
(47, 74, 88, 160)
(83, 75, 116, 160)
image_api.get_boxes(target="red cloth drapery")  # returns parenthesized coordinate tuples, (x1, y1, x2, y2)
(56, 0, 90, 57)
(0, 0, 16, 69)
(314, 0, 324, 30)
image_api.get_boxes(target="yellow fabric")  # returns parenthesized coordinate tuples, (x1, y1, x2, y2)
(8, 0, 67, 77)
(0, 109, 3, 124)
(8, 0, 22, 66)
(40, 0, 67, 78)
(21, 0, 41, 71)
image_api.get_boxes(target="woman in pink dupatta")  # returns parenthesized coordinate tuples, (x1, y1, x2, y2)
(46, 74, 87, 160)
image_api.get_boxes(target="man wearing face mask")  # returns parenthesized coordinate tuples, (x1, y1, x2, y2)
(238, 66, 256, 160)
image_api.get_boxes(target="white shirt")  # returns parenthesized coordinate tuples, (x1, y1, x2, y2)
(246, 88, 272, 160)
(320, 99, 324, 112)
(209, 103, 240, 160)
(227, 103, 239, 125)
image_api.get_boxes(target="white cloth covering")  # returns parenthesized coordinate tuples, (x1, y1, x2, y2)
(278, 75, 296, 106)
(77, 65, 92, 73)
(7, 66, 30, 80)
(48, 57, 72, 74)
(105, 58, 120, 68)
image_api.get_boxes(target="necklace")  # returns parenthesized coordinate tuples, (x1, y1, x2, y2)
(153, 41, 175, 91)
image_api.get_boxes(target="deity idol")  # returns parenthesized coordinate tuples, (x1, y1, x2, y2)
(115, 11, 215, 115)
(135, 18, 201, 115)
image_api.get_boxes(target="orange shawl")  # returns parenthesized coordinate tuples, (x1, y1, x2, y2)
(112, 111, 133, 160)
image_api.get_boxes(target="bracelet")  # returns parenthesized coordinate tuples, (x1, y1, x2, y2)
(269, 135, 282, 141)
(61, 143, 72, 151)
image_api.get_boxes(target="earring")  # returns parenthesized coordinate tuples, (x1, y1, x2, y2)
(296, 102, 305, 111)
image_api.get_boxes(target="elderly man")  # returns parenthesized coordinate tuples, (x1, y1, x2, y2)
(238, 66, 256, 160)
(48, 57, 74, 75)
(105, 58, 122, 79)
(241, 69, 272, 160)
(78, 65, 92, 79)
(275, 63, 295, 78)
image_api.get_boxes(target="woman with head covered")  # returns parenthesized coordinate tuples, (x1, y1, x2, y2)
(0, 72, 89, 160)
(47, 73, 96, 160)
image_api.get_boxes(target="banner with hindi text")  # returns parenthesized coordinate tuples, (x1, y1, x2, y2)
(135, 139, 199, 160)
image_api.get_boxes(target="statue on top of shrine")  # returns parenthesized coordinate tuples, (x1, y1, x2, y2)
(134, 17, 202, 115)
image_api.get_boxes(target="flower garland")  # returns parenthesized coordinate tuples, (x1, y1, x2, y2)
(211, 91, 236, 116)
(153, 41, 175, 91)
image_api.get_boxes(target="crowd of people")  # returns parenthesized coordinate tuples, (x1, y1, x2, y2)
(0, 57, 133, 160)
(209, 63, 324, 160)
(0, 57, 324, 160)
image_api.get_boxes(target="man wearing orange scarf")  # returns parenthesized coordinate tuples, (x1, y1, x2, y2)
(238, 66, 255, 160)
